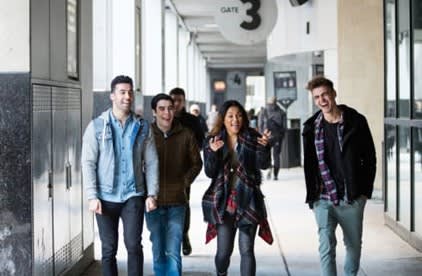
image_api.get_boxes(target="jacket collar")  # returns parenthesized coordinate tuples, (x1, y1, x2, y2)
(152, 119, 184, 138)
(100, 108, 143, 125)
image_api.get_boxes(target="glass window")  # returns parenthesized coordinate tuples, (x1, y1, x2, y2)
(413, 128, 422, 234)
(67, 0, 78, 79)
(386, 0, 397, 117)
(413, 0, 422, 118)
(398, 126, 411, 229)
(386, 125, 397, 219)
(398, 0, 411, 117)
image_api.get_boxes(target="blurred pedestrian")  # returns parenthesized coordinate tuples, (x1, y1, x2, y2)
(259, 96, 287, 180)
(207, 104, 219, 132)
(190, 103, 209, 136)
(169, 87, 204, 256)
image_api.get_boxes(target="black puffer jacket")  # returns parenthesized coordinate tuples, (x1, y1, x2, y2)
(302, 105, 376, 208)
(176, 108, 205, 148)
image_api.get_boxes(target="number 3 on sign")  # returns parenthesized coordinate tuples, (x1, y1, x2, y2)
(240, 0, 261, 30)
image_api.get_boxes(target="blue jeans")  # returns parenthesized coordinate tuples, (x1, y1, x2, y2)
(145, 205, 186, 276)
(95, 196, 145, 276)
(215, 213, 257, 276)
(313, 197, 367, 276)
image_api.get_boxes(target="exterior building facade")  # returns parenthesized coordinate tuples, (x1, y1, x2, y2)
(384, 0, 422, 250)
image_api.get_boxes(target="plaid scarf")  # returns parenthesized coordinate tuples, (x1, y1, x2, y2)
(314, 112, 344, 205)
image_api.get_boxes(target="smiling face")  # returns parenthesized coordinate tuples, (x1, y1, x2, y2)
(311, 85, 337, 115)
(153, 99, 175, 132)
(110, 83, 134, 114)
(223, 106, 244, 136)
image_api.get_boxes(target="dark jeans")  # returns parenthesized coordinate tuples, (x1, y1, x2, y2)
(215, 214, 257, 276)
(271, 135, 283, 170)
(96, 196, 145, 276)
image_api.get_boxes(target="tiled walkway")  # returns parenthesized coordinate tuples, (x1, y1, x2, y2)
(83, 167, 422, 275)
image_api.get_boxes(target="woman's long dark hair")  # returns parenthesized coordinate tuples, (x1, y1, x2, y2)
(209, 100, 250, 136)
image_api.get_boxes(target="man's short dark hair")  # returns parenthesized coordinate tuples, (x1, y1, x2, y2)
(169, 87, 185, 98)
(111, 75, 133, 92)
(306, 76, 334, 91)
(151, 93, 174, 111)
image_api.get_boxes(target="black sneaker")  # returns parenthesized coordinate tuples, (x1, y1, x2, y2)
(182, 236, 192, 256)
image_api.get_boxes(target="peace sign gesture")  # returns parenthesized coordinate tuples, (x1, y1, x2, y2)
(209, 136, 224, 152)
(257, 129, 271, 146)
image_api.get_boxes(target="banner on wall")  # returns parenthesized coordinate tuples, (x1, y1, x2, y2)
(214, 0, 278, 45)
(274, 71, 297, 109)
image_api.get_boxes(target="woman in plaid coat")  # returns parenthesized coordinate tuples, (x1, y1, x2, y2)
(202, 100, 273, 276)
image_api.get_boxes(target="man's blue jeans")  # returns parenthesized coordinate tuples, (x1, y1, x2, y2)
(313, 197, 367, 276)
(95, 196, 145, 276)
(145, 205, 186, 276)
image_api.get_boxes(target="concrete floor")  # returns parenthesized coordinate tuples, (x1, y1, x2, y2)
(82, 167, 422, 276)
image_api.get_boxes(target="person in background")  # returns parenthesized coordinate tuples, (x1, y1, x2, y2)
(169, 87, 204, 256)
(81, 75, 159, 276)
(207, 104, 219, 131)
(134, 105, 143, 117)
(259, 96, 287, 180)
(146, 93, 202, 275)
(247, 108, 258, 130)
(202, 100, 273, 276)
(302, 76, 376, 276)
(190, 103, 209, 136)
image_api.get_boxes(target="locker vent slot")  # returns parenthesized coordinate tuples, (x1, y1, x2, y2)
(33, 86, 51, 112)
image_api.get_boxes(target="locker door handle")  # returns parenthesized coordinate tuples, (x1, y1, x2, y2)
(48, 170, 53, 198)
(65, 163, 71, 190)
(69, 164, 72, 188)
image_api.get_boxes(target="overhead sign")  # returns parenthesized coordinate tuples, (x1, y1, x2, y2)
(214, 0, 278, 45)
(274, 71, 297, 109)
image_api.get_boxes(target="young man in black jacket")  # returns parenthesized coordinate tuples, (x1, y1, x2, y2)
(302, 76, 376, 276)
(169, 87, 204, 256)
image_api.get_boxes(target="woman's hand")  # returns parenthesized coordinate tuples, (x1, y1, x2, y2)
(209, 136, 224, 152)
(257, 129, 271, 146)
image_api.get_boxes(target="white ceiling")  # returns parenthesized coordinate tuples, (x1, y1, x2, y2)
(169, 0, 267, 69)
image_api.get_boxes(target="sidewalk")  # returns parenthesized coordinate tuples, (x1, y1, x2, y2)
(83, 167, 422, 275)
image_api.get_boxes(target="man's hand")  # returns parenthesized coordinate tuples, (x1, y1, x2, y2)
(89, 199, 102, 215)
(146, 196, 157, 212)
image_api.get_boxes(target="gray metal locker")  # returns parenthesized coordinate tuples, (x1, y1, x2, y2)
(52, 87, 71, 275)
(32, 85, 83, 275)
(51, 87, 83, 275)
(66, 88, 83, 266)
(32, 85, 54, 276)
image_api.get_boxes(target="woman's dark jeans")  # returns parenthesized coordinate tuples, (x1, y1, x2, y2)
(215, 213, 258, 276)
(96, 196, 145, 276)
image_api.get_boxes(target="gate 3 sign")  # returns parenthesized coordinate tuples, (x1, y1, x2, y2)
(214, 0, 278, 45)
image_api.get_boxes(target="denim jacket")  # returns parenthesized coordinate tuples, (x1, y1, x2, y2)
(82, 109, 159, 200)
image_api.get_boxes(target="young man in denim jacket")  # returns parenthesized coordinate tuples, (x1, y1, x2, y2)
(82, 75, 159, 276)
